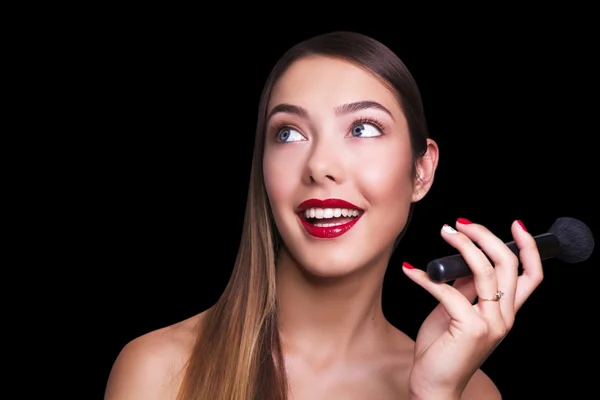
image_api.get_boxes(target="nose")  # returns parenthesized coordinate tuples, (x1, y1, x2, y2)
(303, 136, 345, 186)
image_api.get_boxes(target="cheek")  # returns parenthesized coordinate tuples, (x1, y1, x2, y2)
(263, 149, 302, 212)
(352, 143, 413, 205)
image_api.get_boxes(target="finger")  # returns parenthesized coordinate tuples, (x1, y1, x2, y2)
(454, 219, 520, 324)
(512, 220, 544, 311)
(442, 221, 501, 318)
(402, 262, 479, 322)
(453, 276, 477, 304)
(426, 276, 477, 323)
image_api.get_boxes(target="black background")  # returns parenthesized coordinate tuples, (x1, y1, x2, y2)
(91, 25, 598, 399)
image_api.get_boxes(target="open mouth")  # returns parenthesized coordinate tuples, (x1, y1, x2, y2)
(296, 198, 364, 239)
(301, 207, 363, 227)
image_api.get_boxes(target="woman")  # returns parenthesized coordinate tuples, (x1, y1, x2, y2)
(105, 31, 543, 399)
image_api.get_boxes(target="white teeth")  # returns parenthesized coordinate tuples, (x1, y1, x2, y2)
(303, 208, 361, 219)
(313, 221, 346, 227)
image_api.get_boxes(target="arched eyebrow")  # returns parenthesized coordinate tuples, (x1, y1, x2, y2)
(267, 100, 395, 122)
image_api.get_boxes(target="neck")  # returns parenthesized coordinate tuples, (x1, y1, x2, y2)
(276, 247, 392, 361)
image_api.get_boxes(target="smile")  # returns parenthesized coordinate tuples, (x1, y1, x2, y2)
(296, 198, 364, 239)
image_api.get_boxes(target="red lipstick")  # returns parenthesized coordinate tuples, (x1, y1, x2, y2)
(297, 198, 363, 239)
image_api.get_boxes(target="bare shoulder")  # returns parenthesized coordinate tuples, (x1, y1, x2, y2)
(381, 325, 417, 394)
(104, 310, 208, 400)
(384, 326, 501, 399)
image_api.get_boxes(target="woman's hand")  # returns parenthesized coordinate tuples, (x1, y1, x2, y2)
(402, 218, 543, 399)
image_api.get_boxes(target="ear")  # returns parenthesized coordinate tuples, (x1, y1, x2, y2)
(412, 138, 439, 202)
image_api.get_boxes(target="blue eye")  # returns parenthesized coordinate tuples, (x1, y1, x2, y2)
(277, 128, 305, 142)
(351, 123, 381, 138)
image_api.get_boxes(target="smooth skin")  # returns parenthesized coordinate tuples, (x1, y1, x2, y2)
(105, 56, 543, 400)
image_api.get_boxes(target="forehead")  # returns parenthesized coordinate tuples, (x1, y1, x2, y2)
(268, 56, 402, 117)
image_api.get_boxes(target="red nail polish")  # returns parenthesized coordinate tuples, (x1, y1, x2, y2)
(457, 217, 472, 225)
(517, 220, 527, 232)
(403, 261, 415, 269)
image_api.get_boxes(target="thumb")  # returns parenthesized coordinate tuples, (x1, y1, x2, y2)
(453, 276, 477, 304)
(402, 262, 476, 320)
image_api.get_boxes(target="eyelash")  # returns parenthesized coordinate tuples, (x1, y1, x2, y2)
(353, 117, 385, 135)
(270, 116, 386, 140)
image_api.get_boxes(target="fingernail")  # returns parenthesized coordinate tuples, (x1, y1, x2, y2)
(402, 261, 415, 269)
(442, 224, 457, 234)
(457, 217, 472, 225)
(517, 220, 528, 232)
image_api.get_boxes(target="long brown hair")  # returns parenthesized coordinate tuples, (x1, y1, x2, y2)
(177, 31, 431, 400)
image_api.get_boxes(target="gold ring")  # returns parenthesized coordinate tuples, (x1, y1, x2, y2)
(479, 291, 504, 302)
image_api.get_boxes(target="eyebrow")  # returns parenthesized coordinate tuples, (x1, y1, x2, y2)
(266, 100, 395, 122)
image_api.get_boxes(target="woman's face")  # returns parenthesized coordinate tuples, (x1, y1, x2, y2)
(263, 55, 436, 277)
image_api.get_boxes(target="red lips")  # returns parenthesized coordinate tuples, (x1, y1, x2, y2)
(297, 198, 363, 239)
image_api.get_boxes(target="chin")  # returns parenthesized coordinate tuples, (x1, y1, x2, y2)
(276, 215, 399, 279)
(292, 245, 376, 280)
(302, 262, 361, 280)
